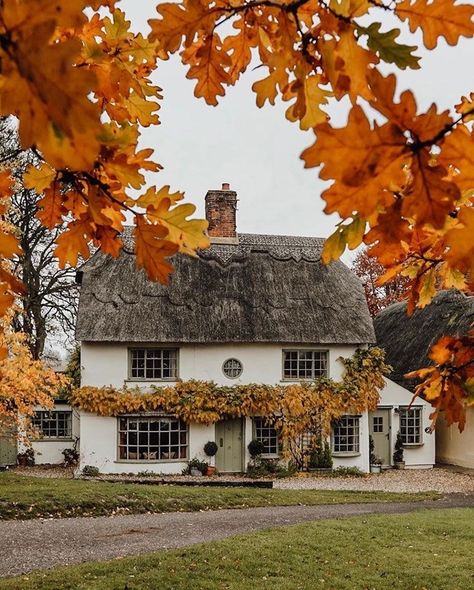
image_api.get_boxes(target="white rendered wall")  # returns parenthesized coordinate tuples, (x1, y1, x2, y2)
(80, 342, 358, 473)
(436, 407, 474, 469)
(31, 404, 80, 465)
(377, 378, 435, 469)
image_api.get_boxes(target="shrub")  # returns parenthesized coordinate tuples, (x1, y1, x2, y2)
(393, 431, 404, 463)
(247, 457, 294, 479)
(247, 439, 265, 458)
(308, 438, 333, 469)
(204, 441, 218, 457)
(331, 466, 365, 477)
(62, 446, 79, 466)
(17, 448, 35, 466)
(82, 465, 100, 476)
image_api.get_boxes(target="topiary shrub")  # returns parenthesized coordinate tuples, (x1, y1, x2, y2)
(247, 439, 265, 458)
(308, 438, 333, 469)
(204, 441, 218, 457)
(393, 431, 405, 464)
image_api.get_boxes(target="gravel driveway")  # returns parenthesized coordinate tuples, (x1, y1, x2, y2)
(1, 494, 473, 578)
(274, 468, 474, 493)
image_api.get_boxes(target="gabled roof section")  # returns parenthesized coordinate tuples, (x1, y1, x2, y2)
(76, 229, 375, 344)
(374, 290, 474, 390)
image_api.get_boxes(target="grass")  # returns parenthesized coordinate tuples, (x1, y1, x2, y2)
(1, 508, 472, 589)
(0, 472, 439, 520)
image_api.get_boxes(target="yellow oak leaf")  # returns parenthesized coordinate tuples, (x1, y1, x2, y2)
(284, 74, 330, 131)
(140, 186, 210, 255)
(252, 68, 289, 108)
(134, 216, 179, 283)
(456, 93, 474, 122)
(23, 164, 56, 193)
(37, 188, 65, 229)
(0, 231, 21, 258)
(396, 0, 474, 50)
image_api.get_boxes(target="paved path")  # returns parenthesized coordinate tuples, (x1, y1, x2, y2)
(1, 495, 473, 578)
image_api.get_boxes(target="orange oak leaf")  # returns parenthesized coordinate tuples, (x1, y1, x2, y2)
(396, 0, 474, 50)
(134, 216, 179, 283)
(54, 219, 92, 267)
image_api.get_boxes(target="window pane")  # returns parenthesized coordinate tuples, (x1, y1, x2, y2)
(283, 350, 328, 379)
(254, 417, 279, 455)
(333, 416, 360, 453)
(399, 408, 422, 444)
(118, 415, 188, 461)
(130, 349, 178, 380)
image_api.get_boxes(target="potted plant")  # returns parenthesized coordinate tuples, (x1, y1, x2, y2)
(17, 448, 35, 467)
(186, 457, 208, 476)
(393, 431, 405, 469)
(369, 435, 382, 473)
(203, 441, 218, 475)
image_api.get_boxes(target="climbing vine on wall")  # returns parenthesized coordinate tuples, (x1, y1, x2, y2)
(72, 348, 390, 453)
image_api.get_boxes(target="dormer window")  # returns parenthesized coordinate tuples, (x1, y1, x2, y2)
(129, 348, 178, 380)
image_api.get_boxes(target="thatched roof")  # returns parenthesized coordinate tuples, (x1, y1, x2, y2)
(76, 230, 375, 344)
(374, 290, 474, 390)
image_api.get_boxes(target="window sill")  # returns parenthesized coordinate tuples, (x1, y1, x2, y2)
(260, 454, 280, 459)
(331, 452, 361, 458)
(403, 443, 424, 448)
(115, 459, 187, 464)
(34, 438, 73, 443)
(124, 379, 178, 384)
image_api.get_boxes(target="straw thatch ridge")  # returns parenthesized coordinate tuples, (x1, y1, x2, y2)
(76, 230, 375, 344)
(374, 290, 474, 390)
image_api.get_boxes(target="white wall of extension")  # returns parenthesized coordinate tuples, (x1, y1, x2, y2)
(30, 404, 80, 465)
(78, 343, 435, 473)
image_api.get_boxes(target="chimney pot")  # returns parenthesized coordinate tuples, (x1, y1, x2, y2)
(222, 182, 230, 190)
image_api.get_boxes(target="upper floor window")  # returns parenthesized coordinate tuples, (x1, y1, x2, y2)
(32, 411, 72, 439)
(399, 407, 422, 445)
(129, 348, 178, 380)
(332, 415, 360, 454)
(253, 417, 279, 456)
(283, 350, 328, 380)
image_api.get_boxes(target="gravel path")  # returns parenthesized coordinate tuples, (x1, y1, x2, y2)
(274, 468, 474, 493)
(1, 494, 473, 578)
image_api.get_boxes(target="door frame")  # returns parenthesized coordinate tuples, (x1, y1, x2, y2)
(215, 418, 244, 473)
(369, 406, 392, 467)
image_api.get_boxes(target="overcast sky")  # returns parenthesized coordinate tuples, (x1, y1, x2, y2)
(122, 1, 472, 241)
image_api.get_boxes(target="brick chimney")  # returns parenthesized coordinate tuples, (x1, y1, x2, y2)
(205, 183, 238, 240)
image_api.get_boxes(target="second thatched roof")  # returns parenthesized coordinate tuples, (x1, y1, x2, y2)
(374, 290, 474, 390)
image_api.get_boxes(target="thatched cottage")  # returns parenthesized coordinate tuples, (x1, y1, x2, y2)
(70, 185, 434, 474)
(375, 290, 474, 469)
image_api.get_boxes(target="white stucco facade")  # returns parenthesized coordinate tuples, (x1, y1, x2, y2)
(436, 407, 474, 469)
(78, 343, 435, 474)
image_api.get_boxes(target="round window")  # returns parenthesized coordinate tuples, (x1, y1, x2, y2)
(222, 358, 243, 379)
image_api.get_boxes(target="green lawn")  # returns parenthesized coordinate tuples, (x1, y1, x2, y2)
(1, 508, 472, 589)
(0, 472, 439, 519)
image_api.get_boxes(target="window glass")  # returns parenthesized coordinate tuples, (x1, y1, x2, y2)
(130, 349, 178, 380)
(332, 416, 360, 453)
(399, 407, 422, 444)
(118, 416, 188, 461)
(253, 417, 279, 455)
(283, 350, 328, 379)
(32, 411, 72, 439)
(222, 358, 243, 378)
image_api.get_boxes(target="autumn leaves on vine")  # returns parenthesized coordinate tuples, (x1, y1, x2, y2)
(0, 0, 473, 426)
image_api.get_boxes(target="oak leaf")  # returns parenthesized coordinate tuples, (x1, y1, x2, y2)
(357, 23, 420, 70)
(396, 0, 474, 50)
(134, 216, 179, 283)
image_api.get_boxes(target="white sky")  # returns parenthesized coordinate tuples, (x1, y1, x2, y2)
(122, 1, 472, 241)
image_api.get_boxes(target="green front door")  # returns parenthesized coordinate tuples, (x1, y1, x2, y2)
(215, 419, 243, 473)
(369, 408, 391, 466)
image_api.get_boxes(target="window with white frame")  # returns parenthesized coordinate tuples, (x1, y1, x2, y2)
(118, 416, 188, 461)
(32, 411, 72, 439)
(253, 417, 279, 455)
(283, 350, 328, 380)
(129, 348, 178, 380)
(399, 407, 422, 445)
(332, 415, 360, 453)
